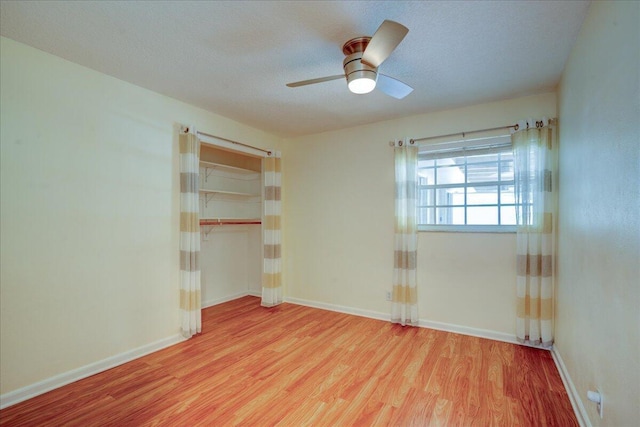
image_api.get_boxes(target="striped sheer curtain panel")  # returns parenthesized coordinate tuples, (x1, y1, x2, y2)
(262, 153, 283, 307)
(513, 119, 556, 347)
(179, 132, 201, 338)
(392, 142, 419, 326)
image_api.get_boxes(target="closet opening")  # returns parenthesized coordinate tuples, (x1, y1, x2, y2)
(198, 142, 264, 308)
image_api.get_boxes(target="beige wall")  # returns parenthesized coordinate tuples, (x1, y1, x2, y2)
(200, 224, 262, 305)
(0, 37, 280, 394)
(556, 1, 640, 425)
(282, 92, 556, 335)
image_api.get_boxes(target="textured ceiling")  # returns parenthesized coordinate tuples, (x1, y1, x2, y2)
(0, 1, 590, 137)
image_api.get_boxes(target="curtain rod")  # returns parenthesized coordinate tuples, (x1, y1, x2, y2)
(184, 127, 271, 156)
(410, 118, 557, 144)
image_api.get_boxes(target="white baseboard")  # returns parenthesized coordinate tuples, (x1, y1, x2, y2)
(418, 318, 520, 345)
(202, 290, 262, 309)
(551, 347, 591, 427)
(202, 291, 253, 308)
(0, 334, 185, 410)
(284, 297, 520, 345)
(284, 297, 390, 322)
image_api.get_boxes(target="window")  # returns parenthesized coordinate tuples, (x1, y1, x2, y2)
(417, 135, 515, 232)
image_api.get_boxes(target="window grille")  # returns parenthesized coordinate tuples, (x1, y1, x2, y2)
(417, 135, 515, 232)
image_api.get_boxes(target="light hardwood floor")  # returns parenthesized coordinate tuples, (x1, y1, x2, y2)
(0, 296, 577, 426)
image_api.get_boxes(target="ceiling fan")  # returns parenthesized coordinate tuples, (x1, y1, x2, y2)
(286, 20, 413, 99)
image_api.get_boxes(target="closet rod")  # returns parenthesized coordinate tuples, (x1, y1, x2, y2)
(200, 219, 262, 226)
(184, 127, 272, 156)
(410, 118, 557, 144)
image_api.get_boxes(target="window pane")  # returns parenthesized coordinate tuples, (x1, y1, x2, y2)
(417, 207, 435, 225)
(417, 188, 434, 206)
(467, 161, 499, 183)
(501, 206, 516, 225)
(467, 186, 498, 205)
(500, 151, 514, 162)
(467, 206, 499, 225)
(436, 165, 465, 185)
(419, 158, 435, 168)
(500, 185, 515, 204)
(500, 160, 514, 181)
(467, 153, 499, 163)
(436, 157, 463, 166)
(436, 207, 465, 225)
(436, 188, 464, 206)
(418, 167, 434, 184)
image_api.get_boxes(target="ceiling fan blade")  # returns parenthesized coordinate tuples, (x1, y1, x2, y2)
(286, 75, 344, 87)
(376, 74, 413, 99)
(361, 20, 409, 68)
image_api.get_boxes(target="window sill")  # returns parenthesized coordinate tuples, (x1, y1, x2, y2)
(418, 225, 516, 233)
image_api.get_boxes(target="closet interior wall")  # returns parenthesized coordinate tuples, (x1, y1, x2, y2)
(199, 143, 263, 307)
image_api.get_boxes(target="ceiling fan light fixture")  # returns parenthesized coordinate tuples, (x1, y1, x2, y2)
(345, 66, 378, 94)
(348, 75, 377, 94)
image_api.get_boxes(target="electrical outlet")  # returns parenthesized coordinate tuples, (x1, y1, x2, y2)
(597, 389, 604, 419)
(385, 291, 392, 301)
(587, 389, 603, 418)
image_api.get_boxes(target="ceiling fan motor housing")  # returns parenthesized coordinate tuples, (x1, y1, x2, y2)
(342, 36, 378, 87)
(343, 52, 378, 82)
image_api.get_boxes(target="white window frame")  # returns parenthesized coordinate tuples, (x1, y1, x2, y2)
(417, 134, 516, 233)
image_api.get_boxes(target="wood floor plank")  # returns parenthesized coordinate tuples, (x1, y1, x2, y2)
(275, 397, 325, 427)
(0, 296, 578, 426)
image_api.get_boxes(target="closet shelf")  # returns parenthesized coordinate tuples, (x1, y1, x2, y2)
(200, 189, 260, 198)
(199, 160, 260, 176)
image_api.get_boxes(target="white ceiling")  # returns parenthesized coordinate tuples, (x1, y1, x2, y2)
(0, 1, 590, 138)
